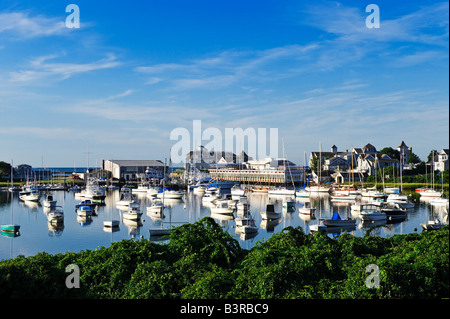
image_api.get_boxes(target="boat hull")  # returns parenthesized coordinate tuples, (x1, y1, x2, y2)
(1, 224, 20, 233)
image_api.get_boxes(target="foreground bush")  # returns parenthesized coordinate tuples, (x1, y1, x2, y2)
(0, 218, 448, 299)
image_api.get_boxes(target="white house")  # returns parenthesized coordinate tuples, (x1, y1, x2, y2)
(434, 149, 449, 171)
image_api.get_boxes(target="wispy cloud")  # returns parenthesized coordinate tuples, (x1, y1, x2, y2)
(0, 11, 67, 39)
(301, 1, 449, 45)
(9, 53, 121, 82)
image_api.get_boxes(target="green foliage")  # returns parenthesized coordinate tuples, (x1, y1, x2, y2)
(0, 161, 12, 178)
(0, 220, 448, 299)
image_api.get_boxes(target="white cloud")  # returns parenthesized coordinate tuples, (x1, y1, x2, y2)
(0, 11, 67, 39)
(9, 53, 121, 82)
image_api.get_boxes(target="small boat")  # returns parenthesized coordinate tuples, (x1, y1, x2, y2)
(381, 204, 407, 222)
(235, 216, 258, 234)
(146, 199, 164, 218)
(421, 218, 443, 231)
(260, 204, 281, 220)
(77, 205, 93, 217)
(359, 204, 386, 221)
(75, 199, 97, 209)
(420, 189, 442, 198)
(43, 194, 57, 208)
(322, 212, 356, 227)
(122, 202, 143, 220)
(282, 198, 296, 213)
(19, 187, 40, 202)
(210, 200, 234, 215)
(149, 227, 172, 237)
(116, 187, 134, 206)
(1, 224, 20, 234)
(299, 201, 316, 217)
(156, 187, 184, 199)
(132, 184, 150, 193)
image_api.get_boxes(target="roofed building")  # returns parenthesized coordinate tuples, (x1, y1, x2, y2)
(103, 160, 166, 181)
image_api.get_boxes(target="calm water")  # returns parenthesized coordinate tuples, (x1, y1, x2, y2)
(0, 189, 448, 260)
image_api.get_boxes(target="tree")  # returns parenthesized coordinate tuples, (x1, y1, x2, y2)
(0, 161, 12, 178)
(379, 147, 400, 160)
(406, 152, 421, 164)
(427, 150, 438, 163)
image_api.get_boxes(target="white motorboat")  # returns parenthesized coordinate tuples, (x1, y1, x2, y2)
(359, 204, 386, 221)
(156, 187, 184, 199)
(43, 194, 57, 208)
(260, 204, 281, 220)
(122, 202, 143, 220)
(116, 187, 134, 206)
(210, 200, 234, 215)
(146, 199, 164, 218)
(19, 187, 40, 202)
(132, 184, 150, 193)
(299, 201, 316, 217)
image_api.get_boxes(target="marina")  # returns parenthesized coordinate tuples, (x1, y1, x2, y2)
(0, 186, 447, 260)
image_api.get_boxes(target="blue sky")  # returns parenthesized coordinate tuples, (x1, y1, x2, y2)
(0, 0, 448, 166)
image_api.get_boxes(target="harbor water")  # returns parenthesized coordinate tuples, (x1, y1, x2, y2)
(0, 189, 448, 260)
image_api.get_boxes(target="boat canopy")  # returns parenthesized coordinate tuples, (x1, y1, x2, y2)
(331, 212, 341, 220)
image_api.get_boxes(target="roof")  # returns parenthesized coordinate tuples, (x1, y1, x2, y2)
(440, 149, 449, 155)
(397, 140, 408, 148)
(107, 160, 165, 167)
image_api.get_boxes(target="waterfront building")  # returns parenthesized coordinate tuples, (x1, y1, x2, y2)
(433, 149, 449, 171)
(185, 146, 250, 171)
(209, 158, 305, 185)
(103, 160, 166, 181)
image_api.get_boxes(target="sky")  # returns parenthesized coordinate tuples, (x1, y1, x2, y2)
(0, 0, 448, 167)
